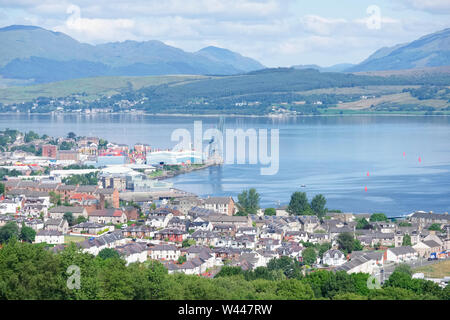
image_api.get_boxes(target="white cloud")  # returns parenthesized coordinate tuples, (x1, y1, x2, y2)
(0, 0, 448, 66)
(301, 15, 348, 36)
(54, 4, 136, 42)
(399, 0, 450, 14)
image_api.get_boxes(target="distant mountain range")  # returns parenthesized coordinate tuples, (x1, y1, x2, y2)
(0, 25, 449, 85)
(348, 28, 450, 72)
(294, 28, 450, 73)
(0, 25, 265, 84)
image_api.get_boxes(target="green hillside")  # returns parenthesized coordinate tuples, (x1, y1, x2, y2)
(0, 68, 449, 115)
(0, 75, 211, 104)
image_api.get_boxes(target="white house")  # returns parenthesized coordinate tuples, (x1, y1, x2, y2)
(115, 243, 148, 266)
(184, 246, 222, 270)
(34, 230, 64, 245)
(146, 214, 172, 229)
(322, 249, 346, 267)
(79, 231, 127, 256)
(0, 199, 21, 214)
(148, 244, 180, 261)
(336, 251, 384, 275)
(386, 246, 418, 263)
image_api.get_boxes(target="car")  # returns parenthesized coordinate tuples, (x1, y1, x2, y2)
(427, 257, 438, 261)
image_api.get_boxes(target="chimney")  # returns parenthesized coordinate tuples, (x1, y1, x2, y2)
(98, 194, 105, 210)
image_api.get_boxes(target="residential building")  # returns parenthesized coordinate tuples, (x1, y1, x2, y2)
(35, 230, 64, 244)
(201, 196, 236, 216)
(88, 208, 127, 225)
(322, 249, 346, 266)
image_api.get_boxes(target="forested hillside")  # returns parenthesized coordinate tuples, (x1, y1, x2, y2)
(0, 240, 448, 300)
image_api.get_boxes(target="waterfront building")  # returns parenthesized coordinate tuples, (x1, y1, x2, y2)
(146, 150, 203, 165)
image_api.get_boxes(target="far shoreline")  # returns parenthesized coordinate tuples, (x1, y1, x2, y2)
(0, 112, 449, 118)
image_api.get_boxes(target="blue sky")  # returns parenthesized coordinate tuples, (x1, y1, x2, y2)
(0, 0, 449, 67)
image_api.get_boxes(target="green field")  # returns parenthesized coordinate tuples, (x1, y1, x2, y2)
(334, 92, 449, 110)
(413, 260, 450, 278)
(296, 85, 421, 96)
(64, 235, 87, 244)
(0, 75, 211, 104)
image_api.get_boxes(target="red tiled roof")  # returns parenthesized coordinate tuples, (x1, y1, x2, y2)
(70, 193, 96, 201)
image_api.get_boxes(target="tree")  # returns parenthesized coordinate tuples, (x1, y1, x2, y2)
(337, 232, 359, 254)
(382, 270, 442, 298)
(67, 132, 77, 140)
(177, 255, 187, 264)
(428, 223, 442, 232)
(215, 266, 244, 278)
(402, 234, 412, 246)
(182, 239, 196, 248)
(356, 218, 371, 230)
(98, 248, 120, 260)
(236, 188, 260, 216)
(49, 191, 62, 206)
(368, 287, 419, 300)
(76, 216, 88, 224)
(19, 224, 36, 243)
(370, 213, 388, 222)
(353, 239, 363, 252)
(287, 192, 311, 215)
(59, 141, 75, 151)
(24, 131, 40, 143)
(0, 221, 19, 243)
(267, 256, 302, 279)
(63, 212, 75, 226)
(310, 194, 327, 218)
(333, 292, 367, 300)
(276, 280, 315, 300)
(302, 247, 317, 265)
(318, 243, 332, 258)
(264, 208, 276, 216)
(0, 239, 68, 299)
(99, 139, 108, 149)
(0, 182, 5, 195)
(394, 264, 412, 277)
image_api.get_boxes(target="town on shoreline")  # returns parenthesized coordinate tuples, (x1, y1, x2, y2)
(0, 128, 449, 292)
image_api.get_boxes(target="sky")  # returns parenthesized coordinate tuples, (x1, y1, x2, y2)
(0, 0, 449, 67)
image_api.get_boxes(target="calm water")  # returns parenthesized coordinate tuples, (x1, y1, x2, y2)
(1, 113, 450, 216)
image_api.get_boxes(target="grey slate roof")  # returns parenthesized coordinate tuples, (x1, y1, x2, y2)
(422, 240, 441, 248)
(388, 246, 416, 256)
(49, 206, 86, 213)
(203, 197, 233, 205)
(411, 212, 450, 222)
(37, 230, 62, 236)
